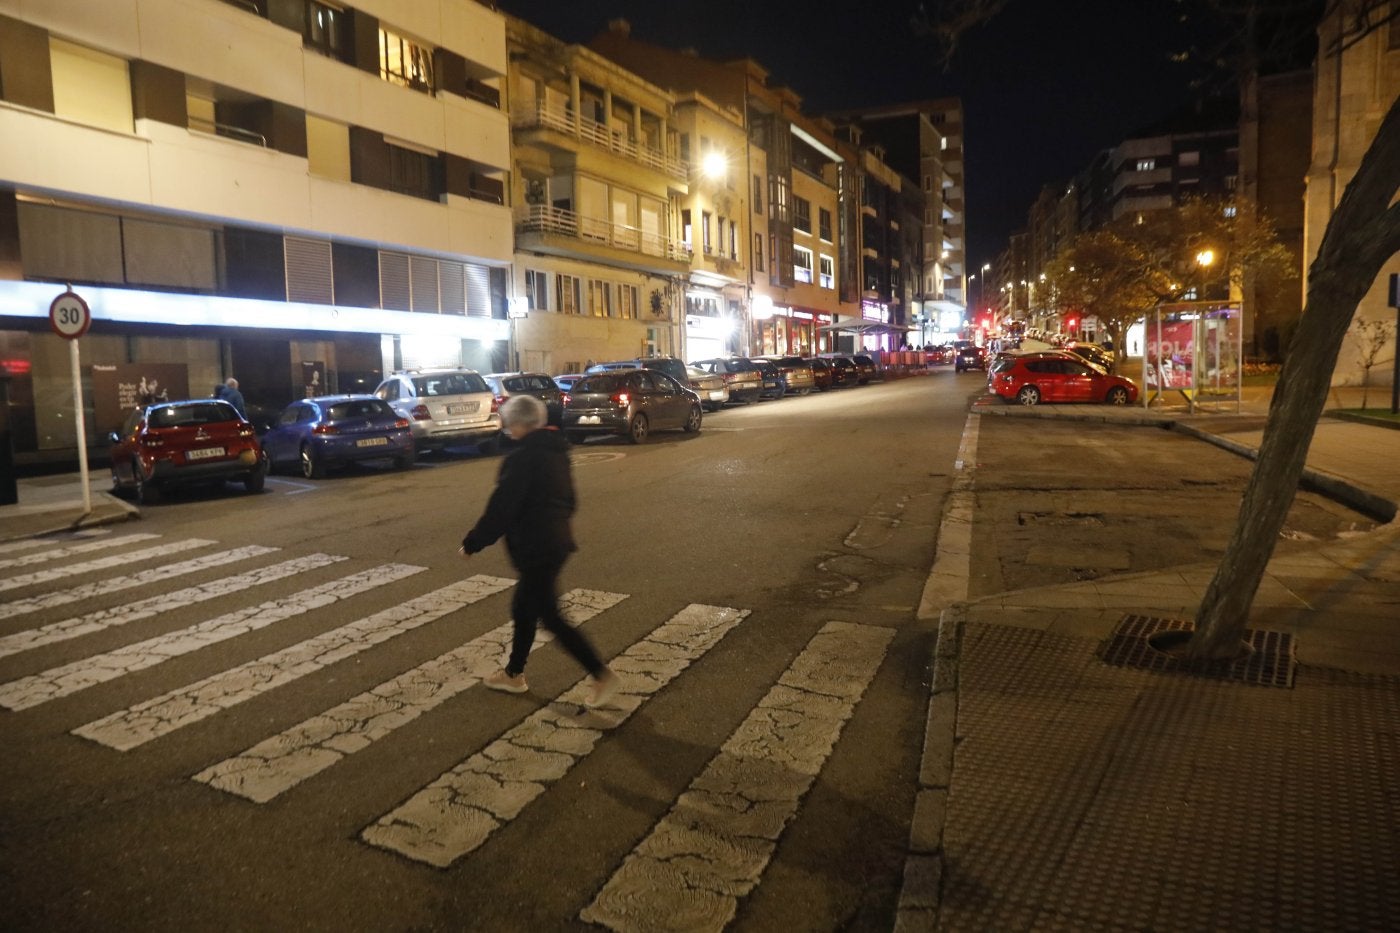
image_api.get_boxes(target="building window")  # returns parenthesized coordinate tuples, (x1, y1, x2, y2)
(1225, 174, 1238, 191)
(793, 196, 811, 234)
(754, 233, 764, 272)
(525, 269, 548, 310)
(556, 273, 580, 314)
(588, 279, 612, 317)
(681, 209, 693, 250)
(1136, 158, 1156, 172)
(729, 221, 738, 260)
(618, 284, 639, 319)
(793, 245, 813, 284)
(923, 175, 933, 192)
(819, 254, 834, 289)
(717, 218, 726, 256)
(1178, 151, 1200, 167)
(769, 175, 789, 222)
(1223, 204, 1238, 218)
(380, 27, 434, 93)
(753, 174, 763, 212)
(679, 134, 691, 163)
(305, 1, 347, 58)
(702, 211, 713, 254)
(387, 143, 442, 200)
(819, 207, 833, 242)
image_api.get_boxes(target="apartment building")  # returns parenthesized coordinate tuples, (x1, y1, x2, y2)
(505, 15, 690, 374)
(0, 0, 511, 460)
(590, 20, 860, 358)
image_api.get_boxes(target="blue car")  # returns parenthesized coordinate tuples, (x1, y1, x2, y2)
(262, 395, 414, 478)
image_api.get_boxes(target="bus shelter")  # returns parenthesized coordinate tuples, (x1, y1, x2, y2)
(1142, 301, 1242, 413)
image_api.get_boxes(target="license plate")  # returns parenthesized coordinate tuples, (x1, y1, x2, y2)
(186, 447, 225, 461)
(445, 402, 479, 415)
(356, 437, 389, 448)
(578, 415, 601, 425)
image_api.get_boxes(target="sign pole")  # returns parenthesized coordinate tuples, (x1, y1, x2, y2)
(49, 289, 93, 516)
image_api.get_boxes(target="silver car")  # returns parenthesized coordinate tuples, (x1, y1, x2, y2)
(373, 369, 501, 454)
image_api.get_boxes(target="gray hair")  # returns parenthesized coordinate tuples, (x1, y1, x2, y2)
(500, 394, 546, 430)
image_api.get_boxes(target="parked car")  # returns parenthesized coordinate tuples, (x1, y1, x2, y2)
(373, 369, 501, 454)
(485, 372, 564, 425)
(1065, 341, 1116, 371)
(753, 359, 786, 399)
(691, 358, 764, 404)
(562, 369, 703, 443)
(108, 398, 266, 503)
(553, 373, 586, 393)
(587, 357, 729, 412)
(757, 356, 816, 395)
(262, 395, 413, 478)
(987, 351, 1139, 406)
(953, 342, 988, 372)
(820, 355, 858, 387)
(807, 357, 835, 391)
(850, 354, 878, 384)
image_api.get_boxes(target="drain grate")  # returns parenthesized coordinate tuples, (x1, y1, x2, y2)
(1099, 614, 1296, 688)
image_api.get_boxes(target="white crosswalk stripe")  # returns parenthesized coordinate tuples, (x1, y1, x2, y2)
(0, 528, 110, 556)
(0, 546, 291, 649)
(0, 563, 423, 711)
(0, 539, 215, 593)
(0, 533, 160, 570)
(360, 603, 750, 868)
(194, 587, 625, 803)
(580, 621, 893, 932)
(75, 575, 517, 751)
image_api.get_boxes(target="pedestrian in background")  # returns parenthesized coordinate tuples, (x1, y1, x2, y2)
(220, 377, 247, 418)
(460, 395, 617, 706)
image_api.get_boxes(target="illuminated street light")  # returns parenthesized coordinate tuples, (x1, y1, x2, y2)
(701, 150, 728, 179)
(1196, 249, 1216, 267)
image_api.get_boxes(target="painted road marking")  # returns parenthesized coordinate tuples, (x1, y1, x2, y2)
(75, 575, 517, 751)
(0, 539, 215, 594)
(195, 588, 624, 803)
(0, 564, 422, 711)
(0, 533, 160, 570)
(581, 620, 893, 932)
(361, 603, 749, 868)
(0, 528, 110, 556)
(0, 546, 289, 642)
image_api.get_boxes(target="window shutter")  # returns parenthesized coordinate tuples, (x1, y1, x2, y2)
(439, 260, 466, 315)
(379, 251, 411, 310)
(284, 236, 334, 304)
(465, 263, 491, 317)
(410, 256, 440, 312)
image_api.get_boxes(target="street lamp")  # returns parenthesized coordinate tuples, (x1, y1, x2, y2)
(701, 150, 728, 180)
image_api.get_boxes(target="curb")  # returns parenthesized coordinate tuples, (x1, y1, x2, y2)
(0, 494, 140, 543)
(1326, 409, 1400, 432)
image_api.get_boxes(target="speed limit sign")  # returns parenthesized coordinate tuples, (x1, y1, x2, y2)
(49, 290, 92, 339)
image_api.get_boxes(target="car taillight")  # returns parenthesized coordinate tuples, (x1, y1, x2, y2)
(410, 404, 431, 421)
(393, 418, 410, 429)
(610, 391, 631, 406)
(238, 424, 255, 437)
(561, 393, 571, 406)
(313, 423, 339, 435)
(491, 395, 504, 413)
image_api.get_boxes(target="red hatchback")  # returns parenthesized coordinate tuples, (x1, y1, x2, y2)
(109, 398, 267, 503)
(988, 352, 1139, 406)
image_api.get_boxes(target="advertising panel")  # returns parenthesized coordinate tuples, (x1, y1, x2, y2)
(91, 363, 191, 434)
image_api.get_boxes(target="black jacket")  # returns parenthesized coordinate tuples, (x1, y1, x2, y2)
(462, 428, 576, 569)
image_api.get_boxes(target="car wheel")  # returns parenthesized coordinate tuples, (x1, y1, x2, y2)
(1016, 385, 1041, 406)
(132, 459, 158, 505)
(243, 457, 267, 493)
(1106, 386, 1129, 405)
(683, 404, 702, 433)
(300, 444, 325, 479)
(627, 413, 649, 444)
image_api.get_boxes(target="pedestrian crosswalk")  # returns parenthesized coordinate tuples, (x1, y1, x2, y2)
(1, 529, 895, 925)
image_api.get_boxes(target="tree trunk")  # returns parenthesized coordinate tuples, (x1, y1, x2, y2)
(1187, 93, 1400, 660)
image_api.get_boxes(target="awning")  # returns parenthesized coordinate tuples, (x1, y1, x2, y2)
(816, 319, 905, 336)
(924, 299, 966, 315)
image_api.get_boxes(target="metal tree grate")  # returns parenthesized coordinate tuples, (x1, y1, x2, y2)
(1098, 614, 1296, 688)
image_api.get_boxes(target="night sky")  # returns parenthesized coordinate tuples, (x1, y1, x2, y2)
(497, 0, 1220, 269)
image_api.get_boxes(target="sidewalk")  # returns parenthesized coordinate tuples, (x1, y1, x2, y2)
(0, 473, 138, 542)
(900, 394, 1400, 929)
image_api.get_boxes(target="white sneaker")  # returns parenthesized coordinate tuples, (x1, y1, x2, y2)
(585, 670, 618, 708)
(484, 670, 528, 694)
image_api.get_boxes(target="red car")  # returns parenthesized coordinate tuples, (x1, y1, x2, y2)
(988, 351, 1139, 406)
(109, 398, 267, 503)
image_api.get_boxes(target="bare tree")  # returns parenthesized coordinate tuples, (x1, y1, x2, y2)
(1345, 318, 1397, 410)
(921, 0, 1400, 660)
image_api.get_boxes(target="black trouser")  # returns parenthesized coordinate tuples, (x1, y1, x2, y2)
(506, 555, 605, 677)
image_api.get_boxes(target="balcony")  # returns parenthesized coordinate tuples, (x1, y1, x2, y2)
(514, 204, 690, 275)
(512, 104, 687, 182)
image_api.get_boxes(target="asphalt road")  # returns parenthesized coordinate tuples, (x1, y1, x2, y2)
(0, 372, 977, 931)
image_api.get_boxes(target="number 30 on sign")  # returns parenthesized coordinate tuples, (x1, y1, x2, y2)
(49, 290, 92, 340)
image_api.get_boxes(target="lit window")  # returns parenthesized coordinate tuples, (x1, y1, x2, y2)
(819, 255, 834, 289)
(794, 246, 813, 284)
(1136, 158, 1156, 172)
(702, 211, 712, 254)
(1223, 205, 1238, 218)
(525, 269, 548, 310)
(556, 273, 580, 314)
(380, 27, 434, 92)
(754, 233, 764, 272)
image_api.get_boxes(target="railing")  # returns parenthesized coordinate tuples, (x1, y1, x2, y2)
(515, 204, 690, 262)
(188, 116, 267, 148)
(512, 104, 688, 181)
